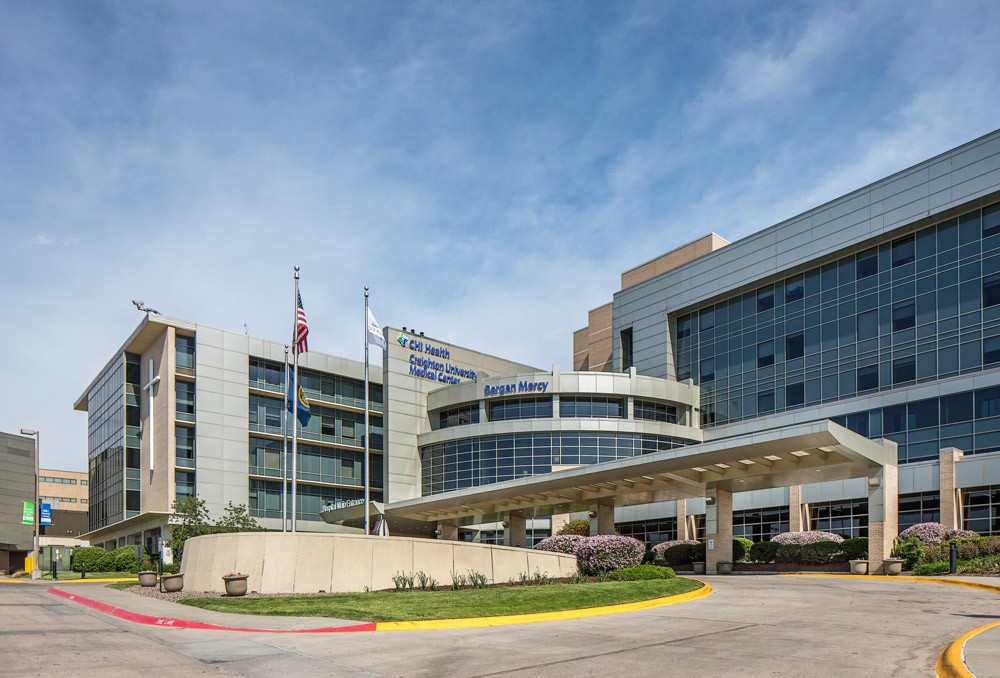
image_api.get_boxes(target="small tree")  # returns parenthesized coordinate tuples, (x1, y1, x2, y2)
(216, 501, 262, 533)
(557, 519, 591, 536)
(166, 496, 211, 564)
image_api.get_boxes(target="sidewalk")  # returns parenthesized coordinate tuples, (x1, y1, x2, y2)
(43, 581, 372, 632)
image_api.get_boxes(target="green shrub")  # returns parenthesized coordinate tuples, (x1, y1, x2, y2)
(891, 536, 925, 570)
(798, 541, 843, 565)
(840, 537, 868, 561)
(111, 546, 145, 573)
(692, 542, 705, 562)
(959, 554, 1000, 574)
(662, 543, 697, 567)
(749, 540, 780, 563)
(914, 561, 949, 576)
(557, 519, 591, 536)
(775, 544, 802, 563)
(72, 546, 115, 573)
(605, 565, 676, 581)
(733, 537, 754, 562)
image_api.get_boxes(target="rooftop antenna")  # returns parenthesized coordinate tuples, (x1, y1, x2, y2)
(132, 300, 161, 315)
(244, 323, 248, 335)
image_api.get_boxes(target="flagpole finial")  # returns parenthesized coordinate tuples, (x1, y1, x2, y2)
(294, 265, 300, 278)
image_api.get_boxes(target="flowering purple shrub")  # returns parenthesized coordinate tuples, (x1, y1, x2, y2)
(771, 531, 844, 545)
(534, 534, 586, 555)
(652, 540, 699, 557)
(899, 522, 949, 544)
(946, 529, 980, 540)
(576, 535, 646, 574)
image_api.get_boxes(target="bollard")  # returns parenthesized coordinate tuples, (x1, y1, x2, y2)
(81, 563, 86, 579)
(51, 559, 57, 580)
(949, 541, 957, 575)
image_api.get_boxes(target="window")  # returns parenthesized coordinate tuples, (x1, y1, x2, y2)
(757, 287, 774, 312)
(857, 365, 878, 392)
(785, 332, 804, 360)
(620, 328, 633, 371)
(699, 308, 715, 331)
(909, 399, 938, 429)
(984, 273, 1000, 308)
(892, 302, 915, 332)
(786, 382, 804, 407)
(176, 335, 195, 370)
(757, 391, 775, 414)
(892, 357, 916, 384)
(984, 203, 1000, 239)
(857, 248, 878, 279)
(941, 392, 973, 424)
(176, 426, 195, 468)
(489, 397, 552, 421)
(677, 315, 693, 340)
(559, 397, 624, 418)
(439, 405, 480, 429)
(634, 400, 678, 423)
(883, 405, 907, 434)
(976, 386, 1000, 419)
(986, 336, 1000, 365)
(892, 236, 915, 267)
(699, 358, 714, 383)
(857, 309, 878, 340)
(757, 340, 774, 367)
(785, 275, 804, 303)
(176, 381, 195, 421)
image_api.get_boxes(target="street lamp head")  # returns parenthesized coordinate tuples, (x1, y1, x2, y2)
(20, 428, 36, 436)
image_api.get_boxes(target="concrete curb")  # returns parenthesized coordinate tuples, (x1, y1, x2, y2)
(48, 579, 713, 633)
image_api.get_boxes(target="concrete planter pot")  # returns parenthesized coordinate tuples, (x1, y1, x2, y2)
(692, 561, 706, 575)
(883, 559, 904, 576)
(138, 571, 158, 587)
(223, 575, 249, 597)
(717, 562, 733, 575)
(162, 573, 184, 592)
(849, 560, 868, 575)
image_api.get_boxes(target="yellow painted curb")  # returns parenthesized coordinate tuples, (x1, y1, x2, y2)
(936, 620, 1000, 678)
(375, 580, 712, 631)
(776, 573, 1000, 595)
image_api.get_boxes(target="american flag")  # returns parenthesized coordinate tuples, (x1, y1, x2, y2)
(295, 291, 309, 354)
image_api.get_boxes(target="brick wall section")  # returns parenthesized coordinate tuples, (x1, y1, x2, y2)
(573, 302, 613, 372)
(620, 234, 730, 289)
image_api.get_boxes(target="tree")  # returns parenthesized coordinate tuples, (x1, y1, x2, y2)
(166, 496, 211, 564)
(216, 501, 262, 533)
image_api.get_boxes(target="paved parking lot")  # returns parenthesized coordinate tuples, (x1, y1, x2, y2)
(3, 575, 998, 677)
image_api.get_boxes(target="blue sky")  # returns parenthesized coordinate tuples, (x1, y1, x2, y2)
(2, 1, 999, 471)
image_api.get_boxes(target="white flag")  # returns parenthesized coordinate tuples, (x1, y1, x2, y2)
(367, 307, 386, 349)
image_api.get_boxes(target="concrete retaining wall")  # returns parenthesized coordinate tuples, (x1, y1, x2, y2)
(180, 533, 579, 594)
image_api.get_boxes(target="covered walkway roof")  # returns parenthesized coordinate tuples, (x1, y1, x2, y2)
(375, 420, 895, 525)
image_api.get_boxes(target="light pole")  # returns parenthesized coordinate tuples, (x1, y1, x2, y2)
(19, 428, 40, 580)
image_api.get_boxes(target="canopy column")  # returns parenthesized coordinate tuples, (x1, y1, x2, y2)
(705, 487, 732, 575)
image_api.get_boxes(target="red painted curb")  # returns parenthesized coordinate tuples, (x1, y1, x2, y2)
(48, 587, 376, 634)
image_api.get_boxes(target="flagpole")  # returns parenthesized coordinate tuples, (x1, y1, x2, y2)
(281, 344, 289, 532)
(291, 266, 300, 533)
(364, 286, 371, 536)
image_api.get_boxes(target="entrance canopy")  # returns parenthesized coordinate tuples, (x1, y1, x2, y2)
(384, 420, 896, 525)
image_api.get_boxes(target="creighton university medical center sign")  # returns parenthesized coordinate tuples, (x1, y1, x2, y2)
(398, 332, 479, 385)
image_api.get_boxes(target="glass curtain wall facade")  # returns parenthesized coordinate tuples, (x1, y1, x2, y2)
(87, 354, 125, 532)
(247, 358, 384, 523)
(676, 200, 1000, 467)
(422, 432, 693, 496)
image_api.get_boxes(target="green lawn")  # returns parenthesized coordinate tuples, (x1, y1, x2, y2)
(40, 571, 138, 581)
(179, 578, 702, 622)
